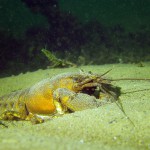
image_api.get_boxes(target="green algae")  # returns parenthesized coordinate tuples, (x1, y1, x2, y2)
(41, 48, 76, 68)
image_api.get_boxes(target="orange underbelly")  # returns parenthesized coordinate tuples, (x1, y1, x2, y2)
(26, 95, 56, 115)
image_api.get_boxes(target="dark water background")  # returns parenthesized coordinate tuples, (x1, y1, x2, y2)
(0, 0, 150, 76)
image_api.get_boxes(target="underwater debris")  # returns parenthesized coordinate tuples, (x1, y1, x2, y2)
(137, 61, 145, 67)
(41, 48, 77, 68)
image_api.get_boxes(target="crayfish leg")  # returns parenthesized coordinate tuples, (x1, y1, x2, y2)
(0, 121, 8, 128)
(25, 113, 45, 124)
(0, 110, 24, 121)
(0, 110, 45, 124)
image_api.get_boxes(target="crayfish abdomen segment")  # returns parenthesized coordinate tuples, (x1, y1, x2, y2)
(0, 89, 29, 120)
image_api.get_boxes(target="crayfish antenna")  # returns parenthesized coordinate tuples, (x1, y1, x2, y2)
(121, 88, 150, 95)
(100, 69, 113, 77)
(79, 68, 113, 77)
(110, 78, 150, 81)
(114, 98, 135, 127)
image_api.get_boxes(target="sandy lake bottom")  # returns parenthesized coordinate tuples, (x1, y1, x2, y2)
(0, 63, 150, 150)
